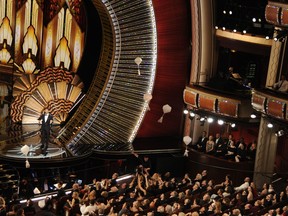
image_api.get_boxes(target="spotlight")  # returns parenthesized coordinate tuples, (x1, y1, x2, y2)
(233, 29, 237, 33)
(250, 114, 257, 119)
(189, 112, 195, 117)
(275, 130, 284, 137)
(207, 117, 214, 123)
(267, 123, 273, 128)
(243, 30, 247, 34)
(200, 117, 205, 122)
(183, 109, 189, 115)
(215, 26, 219, 29)
(222, 27, 226, 31)
(223, 10, 226, 14)
(258, 18, 262, 22)
(218, 119, 224, 125)
(252, 18, 256, 22)
(274, 30, 288, 42)
(231, 123, 236, 128)
(265, 36, 269, 40)
(229, 10, 232, 15)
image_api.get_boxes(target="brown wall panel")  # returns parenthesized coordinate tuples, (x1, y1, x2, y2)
(136, 0, 190, 140)
(282, 8, 288, 25)
(251, 94, 266, 112)
(183, 90, 198, 107)
(218, 100, 238, 117)
(265, 5, 280, 25)
(198, 95, 215, 112)
(266, 98, 285, 119)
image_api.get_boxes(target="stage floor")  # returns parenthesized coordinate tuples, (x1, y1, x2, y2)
(0, 123, 67, 159)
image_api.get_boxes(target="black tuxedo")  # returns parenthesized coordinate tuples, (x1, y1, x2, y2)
(196, 136, 208, 152)
(38, 113, 53, 152)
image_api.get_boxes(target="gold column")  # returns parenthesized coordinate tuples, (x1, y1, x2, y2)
(266, 28, 284, 87)
(253, 117, 278, 189)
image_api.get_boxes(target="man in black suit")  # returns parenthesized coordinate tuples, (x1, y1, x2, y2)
(38, 109, 53, 155)
(214, 133, 227, 157)
(194, 131, 208, 152)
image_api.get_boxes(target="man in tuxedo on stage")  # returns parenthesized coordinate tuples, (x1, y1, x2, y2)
(38, 109, 53, 155)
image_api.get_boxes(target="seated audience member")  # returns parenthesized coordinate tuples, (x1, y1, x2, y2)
(193, 131, 208, 152)
(246, 140, 257, 160)
(205, 135, 215, 154)
(235, 143, 246, 162)
(23, 199, 36, 216)
(273, 74, 288, 92)
(214, 134, 227, 157)
(214, 133, 223, 148)
(236, 137, 246, 148)
(234, 177, 250, 192)
(0, 196, 6, 216)
(227, 67, 243, 85)
(226, 134, 235, 147)
(225, 140, 237, 160)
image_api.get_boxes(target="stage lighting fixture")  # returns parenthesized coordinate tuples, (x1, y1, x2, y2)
(250, 114, 257, 119)
(189, 112, 195, 117)
(273, 29, 288, 42)
(183, 109, 189, 115)
(267, 123, 273, 128)
(200, 117, 205, 122)
(275, 130, 284, 137)
(218, 119, 224, 125)
(231, 123, 236, 128)
(207, 117, 214, 123)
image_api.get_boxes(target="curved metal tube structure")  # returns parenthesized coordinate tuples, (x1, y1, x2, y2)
(57, 0, 157, 155)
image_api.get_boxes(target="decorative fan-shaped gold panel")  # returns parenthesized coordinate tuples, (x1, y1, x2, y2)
(11, 67, 84, 124)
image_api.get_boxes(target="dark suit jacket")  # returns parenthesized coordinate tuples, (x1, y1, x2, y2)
(38, 114, 53, 131)
(197, 136, 208, 152)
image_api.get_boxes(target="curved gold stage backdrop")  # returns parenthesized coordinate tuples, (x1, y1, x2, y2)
(0, 0, 85, 125)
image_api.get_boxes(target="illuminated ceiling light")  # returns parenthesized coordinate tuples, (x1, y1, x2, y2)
(252, 18, 257, 22)
(200, 117, 205, 122)
(229, 10, 232, 15)
(231, 123, 236, 128)
(275, 130, 284, 137)
(233, 29, 237, 33)
(217, 119, 224, 125)
(183, 109, 189, 115)
(243, 30, 247, 34)
(258, 18, 262, 22)
(222, 27, 226, 31)
(189, 112, 195, 117)
(223, 10, 226, 14)
(250, 114, 257, 119)
(265, 36, 269, 40)
(267, 123, 273, 128)
(215, 26, 219, 29)
(207, 117, 214, 123)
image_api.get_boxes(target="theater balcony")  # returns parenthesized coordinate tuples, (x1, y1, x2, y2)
(252, 88, 288, 124)
(183, 84, 254, 121)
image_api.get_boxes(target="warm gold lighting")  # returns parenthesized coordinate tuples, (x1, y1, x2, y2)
(54, 37, 71, 70)
(22, 53, 36, 74)
(0, 17, 13, 46)
(22, 25, 38, 56)
(0, 43, 11, 64)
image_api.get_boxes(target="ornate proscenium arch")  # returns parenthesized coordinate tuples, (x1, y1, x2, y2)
(57, 0, 157, 154)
